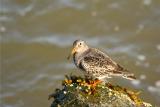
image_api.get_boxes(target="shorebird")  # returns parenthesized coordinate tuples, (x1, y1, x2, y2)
(68, 40, 136, 82)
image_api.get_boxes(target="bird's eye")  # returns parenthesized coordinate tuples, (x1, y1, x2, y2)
(79, 43, 82, 45)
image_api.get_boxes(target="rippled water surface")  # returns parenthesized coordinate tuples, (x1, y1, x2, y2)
(1, 0, 160, 106)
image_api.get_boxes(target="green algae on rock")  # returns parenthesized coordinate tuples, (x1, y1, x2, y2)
(49, 75, 152, 107)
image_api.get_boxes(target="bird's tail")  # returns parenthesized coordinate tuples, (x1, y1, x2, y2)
(112, 71, 136, 80)
(114, 64, 136, 80)
(117, 66, 136, 80)
(111, 68, 136, 80)
(122, 72, 136, 80)
(122, 69, 136, 80)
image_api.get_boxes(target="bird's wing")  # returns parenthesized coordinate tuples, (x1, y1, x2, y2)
(81, 48, 136, 80)
(81, 48, 119, 75)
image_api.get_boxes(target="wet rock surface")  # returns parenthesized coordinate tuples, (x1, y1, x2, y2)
(49, 75, 152, 107)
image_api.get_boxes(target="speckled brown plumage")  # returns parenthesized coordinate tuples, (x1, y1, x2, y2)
(69, 40, 136, 80)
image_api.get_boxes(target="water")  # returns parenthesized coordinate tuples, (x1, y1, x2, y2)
(1, 0, 160, 106)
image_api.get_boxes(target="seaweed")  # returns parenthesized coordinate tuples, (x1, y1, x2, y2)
(49, 75, 152, 107)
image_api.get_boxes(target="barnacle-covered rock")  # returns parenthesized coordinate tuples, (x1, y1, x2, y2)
(49, 75, 152, 107)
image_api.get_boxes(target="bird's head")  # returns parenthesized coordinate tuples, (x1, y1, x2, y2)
(67, 40, 89, 59)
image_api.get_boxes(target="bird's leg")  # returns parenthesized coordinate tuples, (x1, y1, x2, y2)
(88, 79, 102, 88)
(84, 75, 102, 88)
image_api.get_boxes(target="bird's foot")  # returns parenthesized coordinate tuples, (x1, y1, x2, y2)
(83, 79, 102, 95)
(88, 79, 102, 88)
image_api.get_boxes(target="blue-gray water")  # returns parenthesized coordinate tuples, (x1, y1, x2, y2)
(0, 0, 160, 106)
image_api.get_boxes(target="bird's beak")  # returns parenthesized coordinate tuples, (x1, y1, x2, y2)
(67, 47, 76, 60)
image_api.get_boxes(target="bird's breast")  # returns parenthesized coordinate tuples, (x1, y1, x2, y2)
(73, 53, 84, 69)
(73, 53, 80, 66)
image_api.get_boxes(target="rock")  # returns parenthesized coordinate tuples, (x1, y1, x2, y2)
(49, 75, 152, 107)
